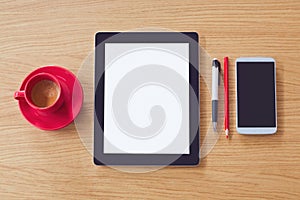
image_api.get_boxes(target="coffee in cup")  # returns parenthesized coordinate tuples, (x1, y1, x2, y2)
(31, 79, 60, 108)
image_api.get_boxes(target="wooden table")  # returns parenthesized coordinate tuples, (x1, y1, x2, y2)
(1, 0, 299, 199)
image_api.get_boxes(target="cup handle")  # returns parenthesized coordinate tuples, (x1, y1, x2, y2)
(14, 91, 25, 100)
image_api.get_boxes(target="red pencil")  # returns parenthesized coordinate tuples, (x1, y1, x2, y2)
(224, 57, 229, 139)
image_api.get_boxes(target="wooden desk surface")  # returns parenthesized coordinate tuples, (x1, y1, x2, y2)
(1, 0, 299, 199)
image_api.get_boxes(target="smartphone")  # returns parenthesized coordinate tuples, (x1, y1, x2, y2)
(236, 57, 277, 134)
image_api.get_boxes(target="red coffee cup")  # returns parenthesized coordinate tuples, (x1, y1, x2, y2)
(14, 73, 64, 113)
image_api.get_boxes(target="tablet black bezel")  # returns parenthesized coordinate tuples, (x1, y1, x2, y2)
(94, 32, 199, 165)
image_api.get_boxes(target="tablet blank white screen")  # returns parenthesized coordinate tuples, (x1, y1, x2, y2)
(103, 43, 189, 154)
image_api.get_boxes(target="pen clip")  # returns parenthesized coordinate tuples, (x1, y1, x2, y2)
(218, 69, 220, 86)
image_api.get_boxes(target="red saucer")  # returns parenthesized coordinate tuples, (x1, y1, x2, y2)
(17, 66, 83, 130)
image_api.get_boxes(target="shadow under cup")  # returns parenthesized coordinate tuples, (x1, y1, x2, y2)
(14, 73, 64, 113)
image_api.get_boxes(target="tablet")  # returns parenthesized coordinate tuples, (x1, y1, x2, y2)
(94, 32, 199, 165)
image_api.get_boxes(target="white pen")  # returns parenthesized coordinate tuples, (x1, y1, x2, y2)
(212, 58, 220, 131)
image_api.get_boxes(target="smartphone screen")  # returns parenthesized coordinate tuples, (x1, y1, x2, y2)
(237, 61, 276, 127)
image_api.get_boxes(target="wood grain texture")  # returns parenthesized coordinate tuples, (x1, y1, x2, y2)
(1, 0, 300, 199)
